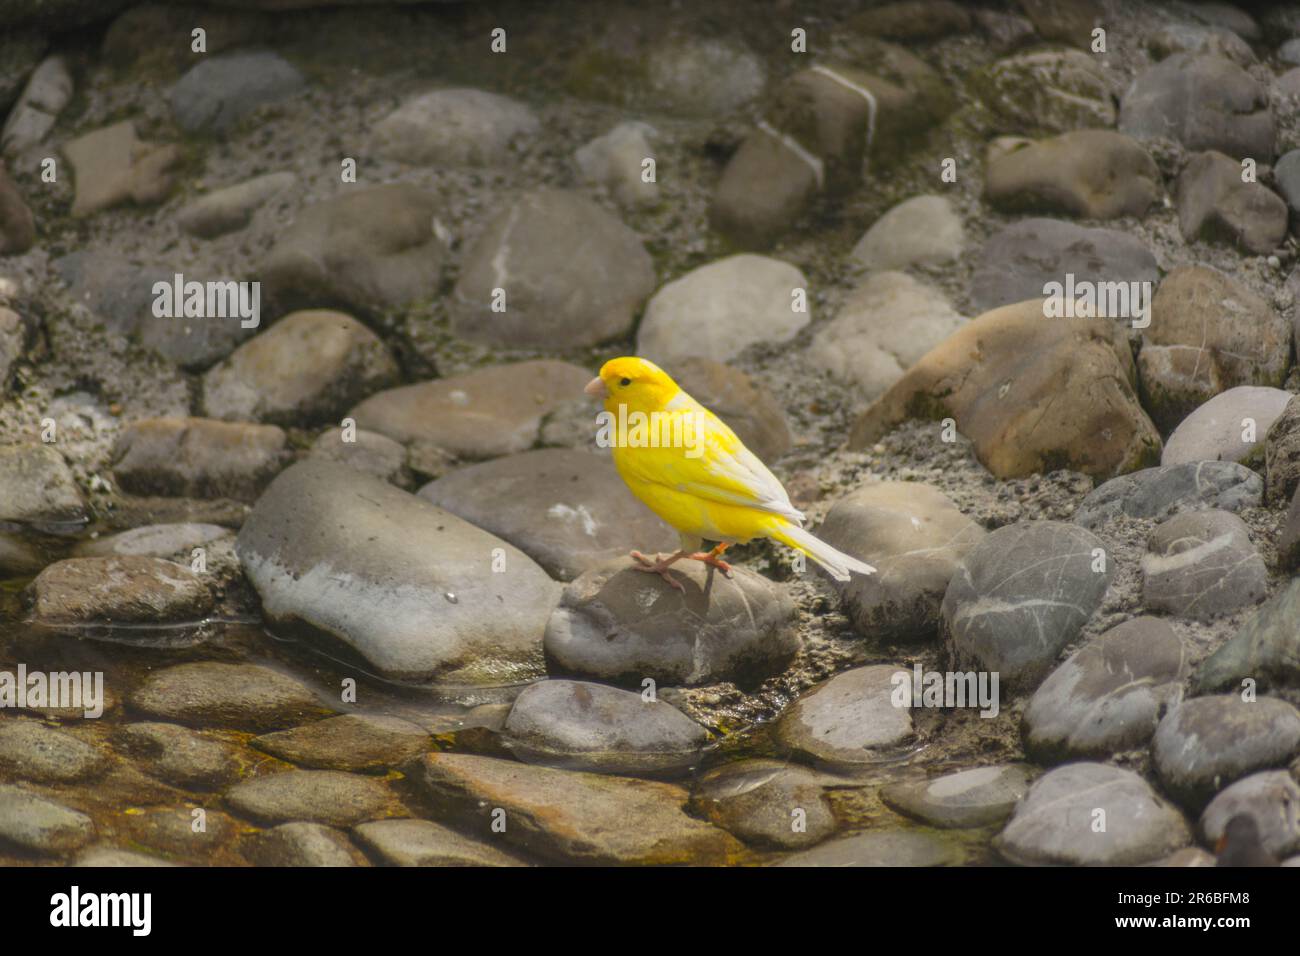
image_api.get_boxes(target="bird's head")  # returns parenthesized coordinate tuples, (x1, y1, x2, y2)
(585, 356, 681, 414)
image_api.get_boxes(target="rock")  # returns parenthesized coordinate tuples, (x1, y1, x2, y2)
(573, 121, 658, 208)
(0, 162, 34, 254)
(775, 665, 914, 766)
(1185, 2, 1260, 40)
(707, 124, 820, 251)
(128, 661, 329, 732)
(1265, 396, 1300, 504)
(373, 88, 538, 166)
(170, 50, 304, 135)
(176, 171, 296, 238)
(1193, 579, 1300, 693)
(942, 521, 1113, 690)
(246, 822, 367, 867)
(807, 272, 966, 403)
(1016, 0, 1103, 45)
(1176, 150, 1288, 253)
(101, 3, 269, 72)
(849, 194, 965, 273)
(1149, 846, 1217, 867)
(1148, 23, 1255, 66)
(1162, 387, 1293, 468)
(0, 443, 87, 527)
(1282, 490, 1300, 571)
(0, 785, 94, 856)
(115, 722, 241, 791)
(1073, 460, 1263, 529)
(307, 427, 410, 487)
(815, 481, 984, 642)
(0, 28, 44, 114)
(413, 752, 742, 865)
(225, 770, 395, 827)
(977, 50, 1116, 135)
(262, 184, 448, 315)
(451, 189, 654, 350)
(968, 217, 1160, 315)
(995, 763, 1190, 865)
(1119, 54, 1274, 161)
(0, 306, 22, 389)
(849, 299, 1161, 481)
(1023, 617, 1188, 762)
(643, 36, 765, 117)
(1153, 695, 1300, 809)
(251, 714, 430, 772)
(852, 0, 971, 39)
(1282, 39, 1300, 65)
(1277, 67, 1300, 99)
(671, 358, 791, 462)
(73, 847, 175, 867)
(74, 522, 233, 560)
(502, 679, 708, 776)
(28, 556, 214, 628)
(776, 829, 962, 866)
(1275, 149, 1300, 225)
(1142, 510, 1267, 621)
(419, 448, 676, 581)
(974, 10, 1036, 52)
(881, 764, 1033, 828)
(984, 130, 1160, 219)
(236, 460, 559, 683)
(201, 309, 398, 427)
(120, 805, 238, 859)
(637, 255, 810, 366)
(353, 819, 527, 867)
(543, 558, 798, 688)
(0, 719, 107, 784)
(350, 360, 590, 461)
(61, 120, 181, 216)
(111, 417, 291, 502)
(1200, 772, 1300, 859)
(688, 759, 836, 850)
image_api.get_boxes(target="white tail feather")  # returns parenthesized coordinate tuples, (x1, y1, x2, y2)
(772, 524, 876, 582)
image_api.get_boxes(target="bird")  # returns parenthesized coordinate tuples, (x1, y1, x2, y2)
(584, 356, 876, 590)
(1215, 813, 1280, 867)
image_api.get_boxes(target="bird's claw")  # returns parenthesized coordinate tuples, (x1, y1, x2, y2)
(688, 552, 733, 577)
(629, 551, 686, 591)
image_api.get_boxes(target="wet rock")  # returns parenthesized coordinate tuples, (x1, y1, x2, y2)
(1023, 617, 1188, 762)
(1265, 396, 1300, 504)
(816, 481, 984, 642)
(849, 194, 965, 273)
(121, 805, 238, 859)
(688, 759, 836, 850)
(451, 189, 654, 350)
(1153, 695, 1300, 809)
(413, 752, 742, 865)
(419, 448, 676, 581)
(350, 360, 590, 461)
(0, 719, 107, 784)
(1162, 387, 1293, 468)
(353, 819, 527, 867)
(236, 460, 558, 683)
(29, 556, 214, 627)
(1176, 150, 1288, 253)
(1073, 460, 1263, 529)
(853, 0, 971, 39)
(111, 416, 291, 502)
(74, 522, 233, 560)
(225, 770, 395, 827)
(0, 785, 93, 856)
(776, 665, 914, 766)
(638, 255, 809, 366)
(176, 171, 296, 239)
(985, 130, 1160, 219)
(262, 184, 448, 315)
(881, 764, 1033, 829)
(170, 50, 304, 135)
(251, 714, 430, 773)
(128, 661, 329, 732)
(1193, 579, 1300, 693)
(307, 427, 410, 487)
(246, 822, 367, 867)
(1120, 54, 1274, 160)
(776, 829, 962, 867)
(544, 558, 798, 688)
(573, 121, 658, 208)
(61, 120, 181, 216)
(849, 300, 1161, 481)
(672, 358, 791, 462)
(968, 217, 1160, 315)
(942, 521, 1113, 690)
(1148, 22, 1255, 66)
(1200, 772, 1300, 859)
(374, 88, 538, 166)
(1142, 510, 1267, 621)
(502, 679, 708, 776)
(995, 763, 1190, 865)
(977, 50, 1116, 135)
(116, 721, 241, 791)
(73, 846, 175, 867)
(0, 443, 86, 527)
(0, 162, 34, 254)
(201, 309, 398, 427)
(1149, 846, 1217, 867)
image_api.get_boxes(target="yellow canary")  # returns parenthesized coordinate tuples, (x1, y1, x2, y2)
(585, 356, 876, 589)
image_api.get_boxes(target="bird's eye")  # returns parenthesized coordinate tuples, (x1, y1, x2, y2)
(619, 377, 631, 387)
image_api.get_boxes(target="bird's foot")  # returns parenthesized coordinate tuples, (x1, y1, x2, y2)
(629, 550, 687, 591)
(687, 544, 733, 577)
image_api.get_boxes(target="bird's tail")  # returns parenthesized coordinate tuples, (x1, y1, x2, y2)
(770, 523, 876, 582)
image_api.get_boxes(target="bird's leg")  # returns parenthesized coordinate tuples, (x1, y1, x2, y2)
(686, 542, 734, 577)
(629, 550, 688, 591)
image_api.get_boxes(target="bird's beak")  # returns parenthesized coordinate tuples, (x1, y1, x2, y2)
(584, 377, 609, 400)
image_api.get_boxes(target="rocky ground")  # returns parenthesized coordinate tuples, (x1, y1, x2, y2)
(2, 0, 1300, 867)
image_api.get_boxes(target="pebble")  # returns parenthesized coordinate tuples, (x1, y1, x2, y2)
(307, 427, 410, 487)
(1184, 2, 1259, 40)
(776, 829, 962, 867)
(977, 50, 1115, 134)
(1281, 491, 1300, 571)
(688, 759, 837, 850)
(245, 822, 367, 867)
(115, 722, 242, 791)
(128, 661, 330, 732)
(225, 770, 395, 828)
(881, 764, 1033, 829)
(28, 555, 215, 628)
(0, 443, 87, 527)
(176, 171, 296, 239)
(775, 665, 914, 766)
(1023, 617, 1188, 762)
(0, 306, 23, 389)
(111, 416, 291, 502)
(0, 719, 108, 784)
(1073, 460, 1263, 529)
(170, 50, 304, 135)
(1264, 395, 1300, 504)
(1176, 150, 1288, 253)
(122, 806, 238, 860)
(1193, 578, 1300, 693)
(0, 785, 94, 856)
(974, 10, 1036, 52)
(543, 557, 798, 688)
(671, 359, 792, 462)
(61, 120, 181, 216)
(1149, 23, 1256, 65)
(644, 36, 765, 116)
(707, 122, 821, 251)
(853, 0, 971, 39)
(251, 714, 430, 772)
(0, 162, 34, 254)
(352, 819, 527, 867)
(637, 254, 810, 367)
(74, 522, 233, 560)
(1142, 510, 1267, 620)
(849, 194, 965, 273)
(573, 121, 659, 208)
(1162, 387, 1293, 467)
(1200, 772, 1300, 859)
(0, 29, 45, 115)
(373, 88, 539, 166)
(73, 847, 175, 867)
